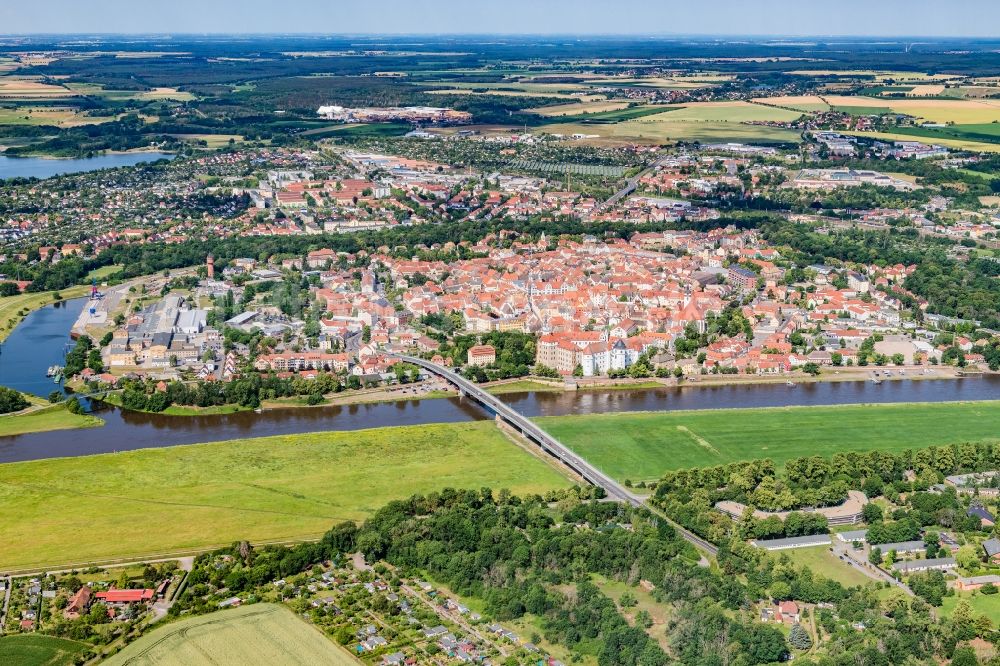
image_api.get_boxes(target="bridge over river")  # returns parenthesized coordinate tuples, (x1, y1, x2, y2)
(393, 354, 718, 556)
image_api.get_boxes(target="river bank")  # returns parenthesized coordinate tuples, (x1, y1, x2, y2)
(0, 286, 90, 342)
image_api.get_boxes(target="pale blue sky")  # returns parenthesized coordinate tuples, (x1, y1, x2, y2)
(1, 0, 997, 36)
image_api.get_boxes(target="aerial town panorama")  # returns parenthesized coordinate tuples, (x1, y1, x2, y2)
(1, 3, 1000, 666)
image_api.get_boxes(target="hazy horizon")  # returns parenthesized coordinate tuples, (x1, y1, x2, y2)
(3, 0, 999, 38)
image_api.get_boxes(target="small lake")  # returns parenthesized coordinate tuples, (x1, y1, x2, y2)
(0, 152, 174, 180)
(0, 298, 998, 463)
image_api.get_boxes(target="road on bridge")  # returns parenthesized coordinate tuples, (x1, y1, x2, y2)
(391, 354, 718, 556)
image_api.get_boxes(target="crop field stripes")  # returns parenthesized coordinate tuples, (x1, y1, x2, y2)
(676, 425, 720, 456)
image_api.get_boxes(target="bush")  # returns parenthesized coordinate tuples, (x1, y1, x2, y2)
(0, 386, 30, 414)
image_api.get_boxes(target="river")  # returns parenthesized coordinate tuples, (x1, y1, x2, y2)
(0, 299, 998, 463)
(0, 152, 174, 180)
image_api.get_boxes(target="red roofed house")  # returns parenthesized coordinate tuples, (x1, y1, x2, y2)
(95, 588, 156, 605)
(64, 586, 92, 619)
(467, 344, 496, 367)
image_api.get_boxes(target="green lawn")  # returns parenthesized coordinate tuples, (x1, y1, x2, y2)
(0, 634, 88, 666)
(86, 264, 124, 282)
(775, 546, 874, 588)
(0, 421, 569, 570)
(538, 401, 1000, 482)
(0, 403, 103, 437)
(104, 603, 357, 666)
(941, 591, 1000, 624)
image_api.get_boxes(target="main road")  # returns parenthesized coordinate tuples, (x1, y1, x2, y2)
(391, 354, 718, 556)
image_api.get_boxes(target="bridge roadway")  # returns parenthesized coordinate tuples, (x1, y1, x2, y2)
(392, 354, 718, 556)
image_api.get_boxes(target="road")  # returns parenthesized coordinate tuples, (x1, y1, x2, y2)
(0, 576, 10, 634)
(589, 156, 667, 217)
(392, 354, 718, 556)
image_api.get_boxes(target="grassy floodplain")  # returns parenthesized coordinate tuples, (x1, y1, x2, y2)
(104, 603, 356, 666)
(0, 285, 90, 342)
(0, 422, 569, 570)
(538, 401, 1000, 482)
(0, 403, 103, 437)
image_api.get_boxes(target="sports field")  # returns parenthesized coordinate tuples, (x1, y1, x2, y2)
(0, 421, 569, 569)
(539, 401, 1000, 482)
(0, 634, 87, 666)
(104, 604, 357, 666)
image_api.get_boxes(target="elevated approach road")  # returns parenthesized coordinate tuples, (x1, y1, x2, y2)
(391, 354, 717, 556)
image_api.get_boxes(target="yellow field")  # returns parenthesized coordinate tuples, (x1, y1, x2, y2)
(0, 79, 75, 98)
(753, 95, 831, 112)
(827, 96, 1000, 123)
(532, 100, 630, 116)
(904, 84, 946, 97)
(843, 130, 1000, 153)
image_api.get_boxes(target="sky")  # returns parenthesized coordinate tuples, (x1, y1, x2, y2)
(2, 0, 999, 37)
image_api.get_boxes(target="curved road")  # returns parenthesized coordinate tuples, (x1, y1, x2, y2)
(392, 354, 718, 555)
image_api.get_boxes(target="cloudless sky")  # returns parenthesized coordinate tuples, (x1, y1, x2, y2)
(2, 0, 998, 36)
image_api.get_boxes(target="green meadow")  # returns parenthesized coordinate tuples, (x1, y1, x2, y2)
(539, 401, 1000, 482)
(0, 422, 568, 570)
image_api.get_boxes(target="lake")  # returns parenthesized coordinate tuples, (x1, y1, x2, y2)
(0, 152, 174, 180)
(0, 298, 998, 463)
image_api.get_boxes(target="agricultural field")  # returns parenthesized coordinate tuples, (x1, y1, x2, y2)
(0, 107, 108, 127)
(0, 421, 569, 570)
(0, 79, 77, 99)
(532, 100, 630, 117)
(538, 401, 1000, 483)
(542, 101, 804, 144)
(753, 95, 831, 112)
(104, 604, 357, 666)
(0, 634, 88, 666)
(824, 96, 1000, 124)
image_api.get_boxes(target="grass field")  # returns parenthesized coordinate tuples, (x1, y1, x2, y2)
(0, 421, 569, 569)
(532, 100, 630, 117)
(86, 264, 124, 282)
(0, 634, 88, 666)
(539, 401, 1000, 482)
(775, 546, 873, 588)
(0, 285, 90, 342)
(0, 403, 103, 437)
(104, 603, 356, 666)
(543, 101, 804, 144)
(941, 591, 1000, 624)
